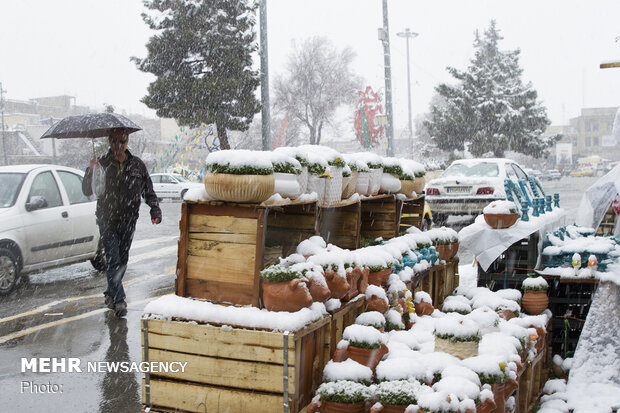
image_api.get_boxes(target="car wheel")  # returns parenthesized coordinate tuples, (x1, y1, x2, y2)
(90, 241, 106, 272)
(0, 248, 19, 296)
(180, 189, 188, 200)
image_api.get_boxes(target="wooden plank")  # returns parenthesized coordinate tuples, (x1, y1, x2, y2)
(189, 214, 258, 234)
(147, 348, 295, 393)
(186, 254, 254, 284)
(267, 213, 316, 229)
(176, 202, 189, 296)
(188, 202, 262, 219)
(183, 278, 257, 305)
(144, 318, 296, 365)
(187, 239, 256, 259)
(144, 378, 285, 413)
(255, 209, 267, 305)
(189, 231, 256, 244)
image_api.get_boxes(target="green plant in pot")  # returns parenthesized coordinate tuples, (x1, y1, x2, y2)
(308, 380, 373, 413)
(260, 264, 312, 312)
(341, 324, 388, 374)
(372, 380, 421, 413)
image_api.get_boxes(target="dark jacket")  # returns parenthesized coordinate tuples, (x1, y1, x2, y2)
(82, 149, 161, 222)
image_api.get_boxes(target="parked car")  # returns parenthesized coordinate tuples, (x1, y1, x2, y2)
(424, 158, 535, 225)
(0, 164, 104, 295)
(569, 168, 594, 177)
(150, 173, 203, 200)
(542, 169, 562, 180)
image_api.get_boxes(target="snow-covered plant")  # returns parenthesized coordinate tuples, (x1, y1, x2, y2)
(483, 200, 517, 215)
(434, 316, 481, 343)
(259, 265, 303, 283)
(385, 308, 405, 331)
(317, 380, 373, 404)
(462, 356, 509, 385)
(522, 276, 548, 291)
(322, 359, 373, 385)
(343, 324, 385, 349)
(205, 150, 274, 175)
(271, 158, 301, 175)
(342, 164, 352, 177)
(374, 380, 421, 406)
(355, 311, 386, 330)
(382, 157, 404, 176)
(442, 295, 472, 315)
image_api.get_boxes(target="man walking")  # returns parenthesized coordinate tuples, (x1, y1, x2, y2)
(82, 128, 161, 317)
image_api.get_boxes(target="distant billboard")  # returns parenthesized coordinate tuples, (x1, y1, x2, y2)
(556, 143, 572, 165)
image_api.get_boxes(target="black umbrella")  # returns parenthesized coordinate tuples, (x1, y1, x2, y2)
(40, 112, 142, 156)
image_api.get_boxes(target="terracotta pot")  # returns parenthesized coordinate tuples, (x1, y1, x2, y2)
(204, 173, 274, 203)
(483, 212, 519, 229)
(451, 242, 459, 258)
(366, 295, 389, 313)
(412, 176, 426, 194)
(503, 378, 518, 398)
(415, 301, 434, 317)
(434, 244, 452, 261)
(398, 180, 416, 197)
(534, 326, 546, 352)
(552, 362, 568, 380)
(262, 279, 313, 312)
(373, 404, 410, 413)
(308, 400, 321, 413)
(522, 290, 549, 315)
(368, 268, 392, 287)
(497, 309, 516, 321)
(354, 266, 369, 294)
(306, 278, 331, 303)
(475, 398, 496, 413)
(324, 270, 350, 300)
(343, 269, 361, 301)
(320, 400, 366, 413)
(346, 343, 389, 373)
(490, 382, 506, 413)
(332, 347, 348, 362)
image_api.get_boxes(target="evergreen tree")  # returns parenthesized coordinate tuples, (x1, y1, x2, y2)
(425, 20, 559, 158)
(133, 0, 261, 150)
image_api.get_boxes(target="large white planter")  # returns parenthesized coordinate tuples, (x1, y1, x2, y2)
(368, 168, 383, 195)
(356, 171, 371, 195)
(342, 171, 358, 199)
(434, 336, 479, 360)
(307, 174, 326, 203)
(204, 173, 274, 203)
(298, 166, 308, 194)
(274, 172, 301, 199)
(323, 166, 343, 205)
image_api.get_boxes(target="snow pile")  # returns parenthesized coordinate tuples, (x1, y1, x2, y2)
(322, 359, 373, 383)
(482, 200, 517, 214)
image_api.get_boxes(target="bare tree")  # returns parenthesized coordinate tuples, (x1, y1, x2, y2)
(273, 37, 362, 145)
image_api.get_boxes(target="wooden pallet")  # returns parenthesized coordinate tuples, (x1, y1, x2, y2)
(176, 199, 316, 306)
(141, 315, 329, 413)
(360, 194, 403, 241)
(398, 195, 425, 233)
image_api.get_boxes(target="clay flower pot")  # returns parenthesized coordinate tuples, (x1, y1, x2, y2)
(343, 269, 361, 301)
(503, 378, 518, 398)
(475, 398, 496, 413)
(320, 400, 366, 413)
(346, 343, 389, 373)
(415, 301, 434, 317)
(497, 309, 516, 321)
(368, 268, 392, 287)
(204, 173, 274, 203)
(434, 244, 452, 261)
(490, 382, 506, 413)
(306, 278, 331, 303)
(483, 212, 519, 229)
(451, 241, 459, 258)
(354, 266, 369, 294)
(366, 295, 389, 314)
(262, 279, 313, 312)
(324, 270, 350, 300)
(521, 290, 549, 315)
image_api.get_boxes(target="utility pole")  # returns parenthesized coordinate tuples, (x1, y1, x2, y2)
(380, 0, 394, 156)
(0, 82, 7, 165)
(396, 28, 419, 159)
(259, 0, 271, 150)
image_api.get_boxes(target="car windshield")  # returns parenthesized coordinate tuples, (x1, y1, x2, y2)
(441, 162, 500, 178)
(173, 175, 190, 182)
(0, 173, 27, 208)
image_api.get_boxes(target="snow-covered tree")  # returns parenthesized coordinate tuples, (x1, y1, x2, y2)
(133, 0, 261, 150)
(273, 36, 362, 145)
(425, 20, 560, 158)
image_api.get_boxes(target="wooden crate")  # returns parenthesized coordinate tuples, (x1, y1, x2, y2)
(444, 257, 460, 296)
(325, 296, 366, 360)
(430, 263, 447, 308)
(176, 199, 317, 306)
(398, 195, 425, 233)
(517, 345, 545, 413)
(317, 198, 361, 249)
(360, 194, 402, 241)
(141, 315, 330, 413)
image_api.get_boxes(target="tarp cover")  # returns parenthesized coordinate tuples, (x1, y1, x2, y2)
(574, 164, 620, 235)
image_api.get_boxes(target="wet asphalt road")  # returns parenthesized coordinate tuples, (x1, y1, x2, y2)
(0, 176, 596, 412)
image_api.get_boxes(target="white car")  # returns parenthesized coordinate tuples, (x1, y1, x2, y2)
(425, 158, 536, 225)
(150, 173, 203, 200)
(0, 164, 104, 295)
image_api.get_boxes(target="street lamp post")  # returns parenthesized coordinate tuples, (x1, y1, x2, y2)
(396, 28, 419, 159)
(0, 82, 7, 165)
(379, 0, 395, 157)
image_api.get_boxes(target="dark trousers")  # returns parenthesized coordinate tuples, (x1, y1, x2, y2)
(97, 219, 137, 304)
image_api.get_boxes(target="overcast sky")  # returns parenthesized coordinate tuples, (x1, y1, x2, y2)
(1, 0, 619, 134)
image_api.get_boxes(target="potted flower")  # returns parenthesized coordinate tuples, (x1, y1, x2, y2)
(352, 152, 383, 196)
(269, 152, 302, 199)
(398, 165, 416, 198)
(384, 308, 406, 332)
(289, 262, 331, 303)
(342, 164, 357, 199)
(482, 200, 519, 229)
(204, 149, 274, 203)
(341, 324, 388, 373)
(434, 316, 481, 360)
(365, 285, 389, 314)
(400, 160, 426, 194)
(260, 265, 313, 312)
(355, 311, 387, 332)
(309, 380, 374, 413)
(462, 356, 513, 413)
(371, 380, 421, 413)
(414, 291, 434, 317)
(348, 158, 371, 196)
(380, 157, 404, 194)
(308, 252, 350, 300)
(521, 275, 549, 315)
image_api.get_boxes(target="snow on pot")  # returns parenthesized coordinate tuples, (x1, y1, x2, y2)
(434, 315, 481, 359)
(401, 160, 426, 195)
(288, 262, 331, 303)
(350, 152, 383, 195)
(341, 324, 388, 372)
(260, 265, 313, 312)
(355, 311, 387, 332)
(414, 291, 434, 317)
(365, 284, 389, 313)
(204, 150, 275, 203)
(380, 158, 404, 194)
(311, 380, 373, 413)
(308, 251, 350, 300)
(482, 200, 519, 229)
(269, 151, 302, 199)
(521, 276, 549, 315)
(372, 380, 424, 413)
